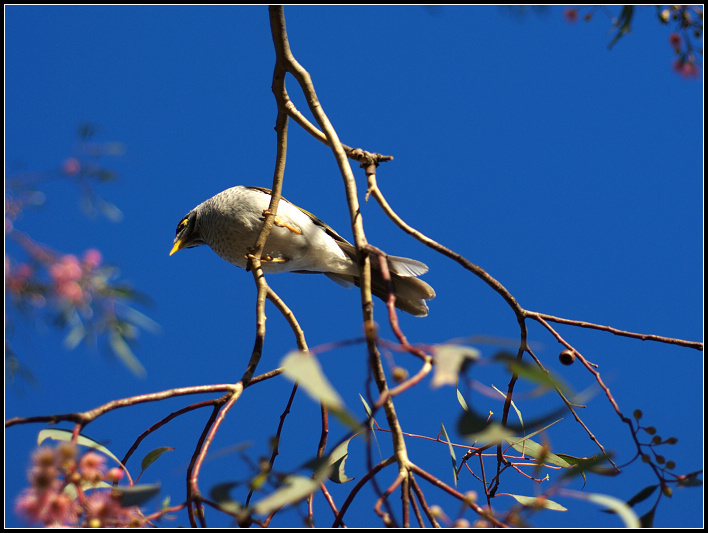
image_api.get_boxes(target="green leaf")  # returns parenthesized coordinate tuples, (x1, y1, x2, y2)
(456, 387, 469, 412)
(210, 481, 239, 503)
(122, 305, 161, 334)
(359, 394, 383, 460)
(505, 433, 571, 469)
(457, 408, 515, 445)
(109, 330, 146, 378)
(115, 482, 161, 507)
(252, 475, 323, 516)
(281, 351, 358, 431)
(64, 322, 86, 350)
(457, 399, 566, 446)
(608, 5, 634, 49)
(492, 384, 523, 427)
(359, 394, 374, 426)
(493, 353, 573, 396)
(440, 423, 458, 487)
(560, 489, 640, 528)
(639, 507, 656, 528)
(626, 485, 658, 508)
(210, 482, 242, 513)
(281, 351, 344, 410)
(504, 493, 568, 511)
(558, 453, 618, 480)
(140, 447, 175, 475)
(431, 344, 480, 388)
(99, 199, 124, 222)
(63, 480, 112, 500)
(38, 429, 123, 467)
(328, 439, 354, 484)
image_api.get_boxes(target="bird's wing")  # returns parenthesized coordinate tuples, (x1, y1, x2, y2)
(246, 187, 427, 278)
(246, 186, 354, 247)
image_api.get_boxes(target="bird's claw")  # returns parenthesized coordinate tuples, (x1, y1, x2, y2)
(246, 250, 288, 265)
(262, 210, 302, 235)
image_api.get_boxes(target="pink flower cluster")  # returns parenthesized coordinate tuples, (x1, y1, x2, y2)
(563, 8, 578, 24)
(672, 56, 700, 79)
(6, 249, 104, 308)
(14, 443, 143, 527)
(668, 33, 700, 79)
(6, 248, 107, 316)
(5, 259, 35, 295)
(48, 249, 103, 306)
(62, 157, 82, 176)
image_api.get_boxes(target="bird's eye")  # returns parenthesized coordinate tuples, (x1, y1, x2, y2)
(176, 217, 189, 235)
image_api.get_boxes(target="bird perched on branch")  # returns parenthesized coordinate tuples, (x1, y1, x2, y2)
(170, 186, 435, 316)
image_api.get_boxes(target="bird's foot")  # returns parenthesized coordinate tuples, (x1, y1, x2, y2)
(246, 250, 288, 266)
(262, 210, 302, 235)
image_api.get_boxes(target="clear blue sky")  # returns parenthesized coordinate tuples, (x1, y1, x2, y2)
(5, 6, 703, 528)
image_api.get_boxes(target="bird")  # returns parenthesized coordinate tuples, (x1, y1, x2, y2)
(170, 186, 435, 316)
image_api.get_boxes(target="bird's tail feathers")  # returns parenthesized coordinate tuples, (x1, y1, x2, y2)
(386, 255, 429, 277)
(326, 260, 435, 317)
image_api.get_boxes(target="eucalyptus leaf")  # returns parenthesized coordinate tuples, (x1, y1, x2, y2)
(38, 429, 123, 467)
(252, 475, 321, 516)
(505, 493, 567, 511)
(141, 447, 175, 475)
(281, 351, 343, 410)
(505, 435, 571, 469)
(440, 423, 458, 487)
(109, 330, 146, 378)
(493, 353, 572, 396)
(115, 482, 161, 507)
(626, 485, 658, 508)
(560, 489, 640, 528)
(492, 384, 523, 427)
(456, 387, 469, 412)
(431, 344, 480, 388)
(281, 351, 359, 431)
(328, 439, 354, 484)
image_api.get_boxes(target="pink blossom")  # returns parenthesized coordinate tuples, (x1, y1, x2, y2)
(15, 263, 34, 282)
(62, 158, 81, 176)
(56, 280, 85, 305)
(28, 465, 61, 492)
(79, 452, 106, 483)
(55, 442, 78, 470)
(15, 489, 79, 526)
(6, 262, 35, 294)
(15, 446, 79, 526)
(669, 33, 682, 50)
(32, 446, 59, 470)
(82, 248, 103, 270)
(49, 255, 83, 283)
(15, 489, 46, 524)
(15, 444, 140, 527)
(84, 491, 143, 527)
(673, 58, 700, 79)
(44, 492, 79, 526)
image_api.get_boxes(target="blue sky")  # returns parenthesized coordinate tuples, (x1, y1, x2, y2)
(5, 5, 703, 528)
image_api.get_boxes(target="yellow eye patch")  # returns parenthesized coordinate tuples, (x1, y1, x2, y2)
(176, 217, 189, 235)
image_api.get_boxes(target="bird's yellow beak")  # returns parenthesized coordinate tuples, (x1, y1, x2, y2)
(169, 240, 184, 256)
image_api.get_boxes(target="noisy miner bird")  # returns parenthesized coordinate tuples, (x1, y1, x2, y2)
(170, 186, 435, 316)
